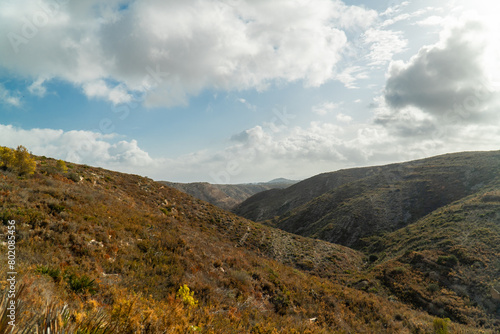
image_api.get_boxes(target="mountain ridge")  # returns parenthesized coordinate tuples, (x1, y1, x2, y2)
(235, 150, 500, 248)
(161, 178, 297, 210)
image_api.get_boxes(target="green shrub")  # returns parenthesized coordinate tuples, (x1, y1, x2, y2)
(433, 317, 450, 334)
(67, 172, 81, 182)
(65, 273, 97, 294)
(389, 266, 406, 276)
(48, 202, 65, 214)
(56, 159, 68, 173)
(271, 290, 291, 315)
(177, 284, 198, 307)
(36, 265, 61, 282)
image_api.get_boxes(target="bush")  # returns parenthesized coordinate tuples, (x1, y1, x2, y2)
(433, 317, 450, 334)
(56, 159, 68, 173)
(389, 266, 406, 276)
(0, 145, 36, 175)
(36, 265, 61, 282)
(271, 291, 291, 315)
(65, 273, 97, 294)
(48, 202, 65, 214)
(176, 284, 198, 307)
(67, 172, 81, 182)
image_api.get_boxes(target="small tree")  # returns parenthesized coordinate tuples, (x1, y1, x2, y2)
(433, 317, 450, 334)
(57, 159, 68, 173)
(0, 146, 15, 169)
(14, 145, 37, 175)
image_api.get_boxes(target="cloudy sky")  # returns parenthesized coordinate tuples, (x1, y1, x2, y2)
(1, 0, 499, 183)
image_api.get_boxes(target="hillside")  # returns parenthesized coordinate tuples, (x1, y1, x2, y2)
(362, 180, 500, 328)
(235, 151, 500, 249)
(0, 152, 480, 333)
(233, 167, 379, 221)
(161, 179, 297, 210)
(0, 149, 498, 332)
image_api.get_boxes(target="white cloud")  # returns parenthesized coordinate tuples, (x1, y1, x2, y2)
(384, 18, 500, 122)
(416, 16, 444, 26)
(28, 77, 48, 97)
(380, 1, 410, 17)
(368, 13, 500, 163)
(0, 84, 22, 107)
(83, 80, 132, 105)
(5, 109, 497, 184)
(312, 102, 339, 115)
(336, 113, 353, 123)
(0, 0, 378, 108)
(0, 123, 164, 176)
(237, 98, 256, 111)
(336, 66, 369, 88)
(381, 8, 430, 27)
(362, 28, 408, 66)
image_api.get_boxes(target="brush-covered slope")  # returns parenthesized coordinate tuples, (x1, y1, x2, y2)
(3, 154, 484, 333)
(233, 167, 380, 221)
(363, 178, 500, 329)
(238, 151, 500, 249)
(161, 179, 296, 210)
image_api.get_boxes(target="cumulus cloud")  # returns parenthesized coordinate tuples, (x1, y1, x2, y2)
(363, 13, 500, 167)
(0, 123, 163, 175)
(202, 110, 500, 183)
(174, 120, 433, 183)
(0, 0, 377, 107)
(383, 18, 500, 127)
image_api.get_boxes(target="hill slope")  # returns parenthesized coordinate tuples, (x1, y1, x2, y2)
(0, 151, 498, 332)
(0, 154, 472, 333)
(236, 151, 500, 249)
(161, 179, 297, 210)
(363, 180, 500, 327)
(233, 167, 379, 221)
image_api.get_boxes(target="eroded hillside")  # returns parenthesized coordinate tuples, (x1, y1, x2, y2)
(237, 151, 500, 249)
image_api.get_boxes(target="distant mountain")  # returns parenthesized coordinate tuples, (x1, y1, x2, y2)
(234, 151, 500, 248)
(233, 167, 381, 221)
(160, 178, 297, 210)
(265, 178, 296, 184)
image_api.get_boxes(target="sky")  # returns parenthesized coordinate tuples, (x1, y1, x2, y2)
(0, 0, 499, 183)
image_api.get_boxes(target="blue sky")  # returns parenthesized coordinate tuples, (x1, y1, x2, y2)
(1, 0, 499, 183)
